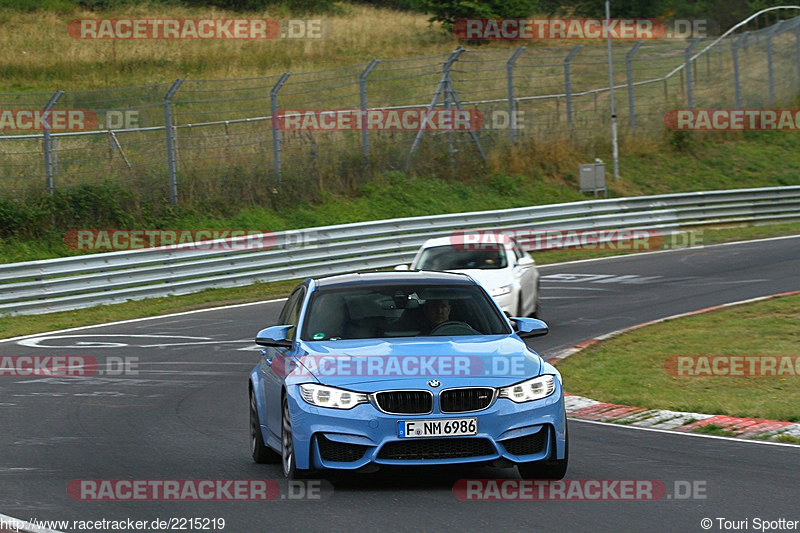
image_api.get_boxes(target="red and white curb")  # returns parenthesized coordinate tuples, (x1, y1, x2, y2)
(553, 289, 800, 443)
(564, 394, 800, 441)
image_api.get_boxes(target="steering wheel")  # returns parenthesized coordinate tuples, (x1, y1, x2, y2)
(429, 320, 478, 336)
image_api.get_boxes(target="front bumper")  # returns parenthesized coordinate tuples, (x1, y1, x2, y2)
(284, 381, 566, 470)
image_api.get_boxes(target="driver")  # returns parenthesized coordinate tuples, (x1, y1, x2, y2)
(422, 299, 451, 334)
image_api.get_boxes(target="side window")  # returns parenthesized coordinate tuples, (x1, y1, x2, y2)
(285, 288, 306, 340)
(278, 290, 300, 325)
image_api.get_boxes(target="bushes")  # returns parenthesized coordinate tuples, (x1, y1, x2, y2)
(418, 0, 541, 30)
(0, 183, 137, 239)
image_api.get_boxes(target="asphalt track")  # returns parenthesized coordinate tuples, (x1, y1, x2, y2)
(1, 235, 800, 533)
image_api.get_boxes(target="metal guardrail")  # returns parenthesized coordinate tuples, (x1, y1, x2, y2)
(1, 185, 800, 316)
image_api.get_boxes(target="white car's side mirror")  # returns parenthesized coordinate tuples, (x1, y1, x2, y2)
(517, 256, 535, 267)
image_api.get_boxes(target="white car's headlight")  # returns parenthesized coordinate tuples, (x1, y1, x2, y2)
(490, 285, 512, 297)
(498, 375, 556, 403)
(299, 384, 368, 409)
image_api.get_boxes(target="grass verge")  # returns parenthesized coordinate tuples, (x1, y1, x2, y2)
(2, 222, 799, 341)
(556, 293, 800, 422)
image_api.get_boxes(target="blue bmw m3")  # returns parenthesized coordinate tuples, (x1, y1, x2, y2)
(248, 271, 568, 479)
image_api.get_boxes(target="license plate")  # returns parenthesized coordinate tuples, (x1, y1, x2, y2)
(397, 418, 477, 438)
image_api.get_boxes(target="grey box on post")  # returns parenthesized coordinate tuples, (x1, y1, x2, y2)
(580, 160, 607, 198)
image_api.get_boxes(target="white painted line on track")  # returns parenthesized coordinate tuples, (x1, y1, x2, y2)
(0, 512, 63, 533)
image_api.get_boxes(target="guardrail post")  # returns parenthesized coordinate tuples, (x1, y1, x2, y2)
(359, 59, 380, 159)
(684, 38, 701, 109)
(732, 32, 749, 109)
(270, 72, 291, 187)
(42, 90, 63, 196)
(625, 42, 643, 129)
(766, 21, 784, 107)
(563, 45, 583, 133)
(507, 46, 526, 143)
(163, 78, 184, 205)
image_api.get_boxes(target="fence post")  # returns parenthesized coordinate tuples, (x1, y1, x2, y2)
(507, 46, 526, 143)
(407, 47, 464, 166)
(732, 32, 749, 109)
(42, 90, 64, 196)
(766, 21, 784, 107)
(359, 59, 380, 159)
(163, 78, 184, 205)
(563, 45, 583, 132)
(270, 72, 291, 187)
(625, 42, 643, 129)
(795, 19, 800, 90)
(685, 38, 701, 109)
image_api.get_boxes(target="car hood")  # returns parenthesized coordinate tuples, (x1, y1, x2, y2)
(293, 335, 541, 389)
(444, 268, 511, 291)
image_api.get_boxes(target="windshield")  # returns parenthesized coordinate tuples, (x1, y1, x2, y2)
(301, 283, 511, 341)
(416, 245, 508, 270)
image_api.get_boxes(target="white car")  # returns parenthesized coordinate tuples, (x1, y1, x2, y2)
(396, 236, 540, 317)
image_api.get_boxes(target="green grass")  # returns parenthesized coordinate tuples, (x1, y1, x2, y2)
(690, 424, 738, 437)
(556, 293, 800, 422)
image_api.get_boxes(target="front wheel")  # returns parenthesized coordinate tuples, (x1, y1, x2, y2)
(517, 427, 568, 480)
(250, 389, 280, 464)
(281, 395, 309, 479)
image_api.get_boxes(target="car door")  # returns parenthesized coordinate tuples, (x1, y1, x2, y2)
(262, 287, 306, 439)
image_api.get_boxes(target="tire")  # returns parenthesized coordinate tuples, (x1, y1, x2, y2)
(250, 389, 280, 464)
(517, 426, 568, 480)
(281, 394, 309, 479)
(530, 280, 542, 318)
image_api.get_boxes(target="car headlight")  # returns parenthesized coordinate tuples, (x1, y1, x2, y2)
(299, 384, 369, 409)
(490, 285, 512, 297)
(498, 375, 556, 403)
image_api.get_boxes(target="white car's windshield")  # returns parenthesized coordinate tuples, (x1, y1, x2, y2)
(416, 246, 508, 270)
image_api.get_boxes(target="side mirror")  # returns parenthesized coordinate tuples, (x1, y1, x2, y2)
(255, 325, 293, 348)
(510, 317, 548, 338)
(517, 256, 535, 267)
(394, 264, 411, 271)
